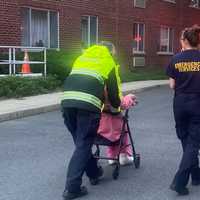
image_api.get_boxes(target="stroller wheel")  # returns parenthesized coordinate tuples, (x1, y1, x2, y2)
(134, 154, 140, 169)
(112, 164, 120, 180)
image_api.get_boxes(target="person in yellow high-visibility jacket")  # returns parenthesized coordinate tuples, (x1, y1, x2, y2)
(61, 41, 121, 200)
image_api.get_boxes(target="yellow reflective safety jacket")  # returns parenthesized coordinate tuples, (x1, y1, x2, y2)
(61, 45, 121, 113)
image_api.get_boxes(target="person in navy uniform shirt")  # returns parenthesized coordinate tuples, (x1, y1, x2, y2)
(166, 25, 200, 196)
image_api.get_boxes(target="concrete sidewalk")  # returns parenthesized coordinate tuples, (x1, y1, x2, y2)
(0, 80, 168, 122)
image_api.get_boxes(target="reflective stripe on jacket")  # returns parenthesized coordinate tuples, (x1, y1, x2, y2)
(62, 45, 121, 112)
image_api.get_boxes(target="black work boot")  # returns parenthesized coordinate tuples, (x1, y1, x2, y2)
(63, 186, 88, 200)
(89, 166, 104, 185)
(170, 185, 189, 196)
(175, 187, 189, 196)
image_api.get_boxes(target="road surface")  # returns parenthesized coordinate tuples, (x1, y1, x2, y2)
(1, 86, 199, 200)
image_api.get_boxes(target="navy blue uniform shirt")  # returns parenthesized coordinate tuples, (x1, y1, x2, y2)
(166, 49, 200, 94)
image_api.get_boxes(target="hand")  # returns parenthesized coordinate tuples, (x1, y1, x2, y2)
(121, 94, 137, 109)
(103, 103, 110, 111)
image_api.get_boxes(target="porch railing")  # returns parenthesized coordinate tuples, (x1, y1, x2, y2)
(0, 46, 47, 77)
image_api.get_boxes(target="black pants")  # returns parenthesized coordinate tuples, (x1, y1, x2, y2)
(62, 108, 100, 193)
(173, 93, 200, 189)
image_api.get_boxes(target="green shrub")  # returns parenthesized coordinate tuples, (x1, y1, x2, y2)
(21, 50, 78, 81)
(120, 66, 167, 82)
(0, 49, 79, 99)
(0, 76, 61, 98)
(46, 50, 78, 82)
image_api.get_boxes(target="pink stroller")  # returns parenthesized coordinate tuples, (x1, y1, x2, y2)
(93, 101, 141, 180)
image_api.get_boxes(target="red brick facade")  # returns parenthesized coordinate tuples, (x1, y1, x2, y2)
(0, 0, 200, 68)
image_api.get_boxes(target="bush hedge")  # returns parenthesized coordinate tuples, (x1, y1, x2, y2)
(0, 49, 80, 98)
(120, 66, 167, 82)
(0, 76, 61, 98)
(46, 50, 78, 82)
(0, 49, 167, 99)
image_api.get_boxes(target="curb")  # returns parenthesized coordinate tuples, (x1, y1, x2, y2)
(122, 84, 165, 95)
(0, 83, 167, 123)
(0, 104, 60, 123)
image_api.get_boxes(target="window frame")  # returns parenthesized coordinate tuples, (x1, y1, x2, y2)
(21, 7, 60, 49)
(81, 15, 99, 47)
(162, 0, 176, 4)
(132, 22, 145, 54)
(158, 26, 174, 55)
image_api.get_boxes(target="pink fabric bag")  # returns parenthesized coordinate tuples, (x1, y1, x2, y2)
(97, 95, 136, 158)
(97, 112, 132, 157)
(98, 113, 123, 142)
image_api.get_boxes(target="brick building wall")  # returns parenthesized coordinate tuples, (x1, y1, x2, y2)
(0, 0, 199, 68)
(0, 0, 21, 46)
(116, 0, 199, 67)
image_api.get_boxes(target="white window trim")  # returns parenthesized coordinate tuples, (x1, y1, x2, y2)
(47, 11, 50, 49)
(158, 26, 174, 54)
(133, 23, 145, 53)
(82, 15, 99, 47)
(29, 8, 32, 47)
(133, 51, 146, 55)
(96, 17, 99, 44)
(157, 52, 174, 56)
(88, 16, 91, 47)
(23, 7, 60, 50)
(57, 12, 60, 50)
(163, 0, 176, 4)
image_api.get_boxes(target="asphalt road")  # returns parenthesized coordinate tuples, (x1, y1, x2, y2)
(1, 86, 200, 200)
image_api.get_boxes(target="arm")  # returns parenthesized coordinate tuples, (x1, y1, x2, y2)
(169, 78, 175, 89)
(106, 68, 121, 109)
(166, 58, 177, 90)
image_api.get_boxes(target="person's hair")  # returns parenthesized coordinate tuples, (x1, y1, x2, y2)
(181, 25, 200, 47)
(98, 41, 115, 53)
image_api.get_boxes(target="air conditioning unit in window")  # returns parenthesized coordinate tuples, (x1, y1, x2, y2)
(134, 0, 146, 8)
(133, 56, 146, 67)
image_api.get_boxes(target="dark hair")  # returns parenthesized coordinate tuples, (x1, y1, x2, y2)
(181, 25, 200, 47)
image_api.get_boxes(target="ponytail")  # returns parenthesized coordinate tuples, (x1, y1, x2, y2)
(182, 25, 200, 47)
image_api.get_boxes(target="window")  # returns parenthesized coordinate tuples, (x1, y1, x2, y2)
(81, 16, 98, 48)
(134, 0, 146, 8)
(159, 27, 174, 53)
(132, 23, 145, 52)
(21, 8, 59, 48)
(190, 0, 200, 8)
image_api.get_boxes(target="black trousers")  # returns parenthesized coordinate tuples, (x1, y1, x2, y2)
(173, 93, 200, 189)
(62, 107, 100, 193)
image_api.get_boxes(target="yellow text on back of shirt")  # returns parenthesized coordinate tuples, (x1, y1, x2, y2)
(175, 62, 200, 72)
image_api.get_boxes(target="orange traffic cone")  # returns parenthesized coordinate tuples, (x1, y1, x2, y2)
(21, 50, 31, 74)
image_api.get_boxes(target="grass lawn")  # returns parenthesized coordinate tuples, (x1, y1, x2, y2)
(120, 66, 167, 83)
